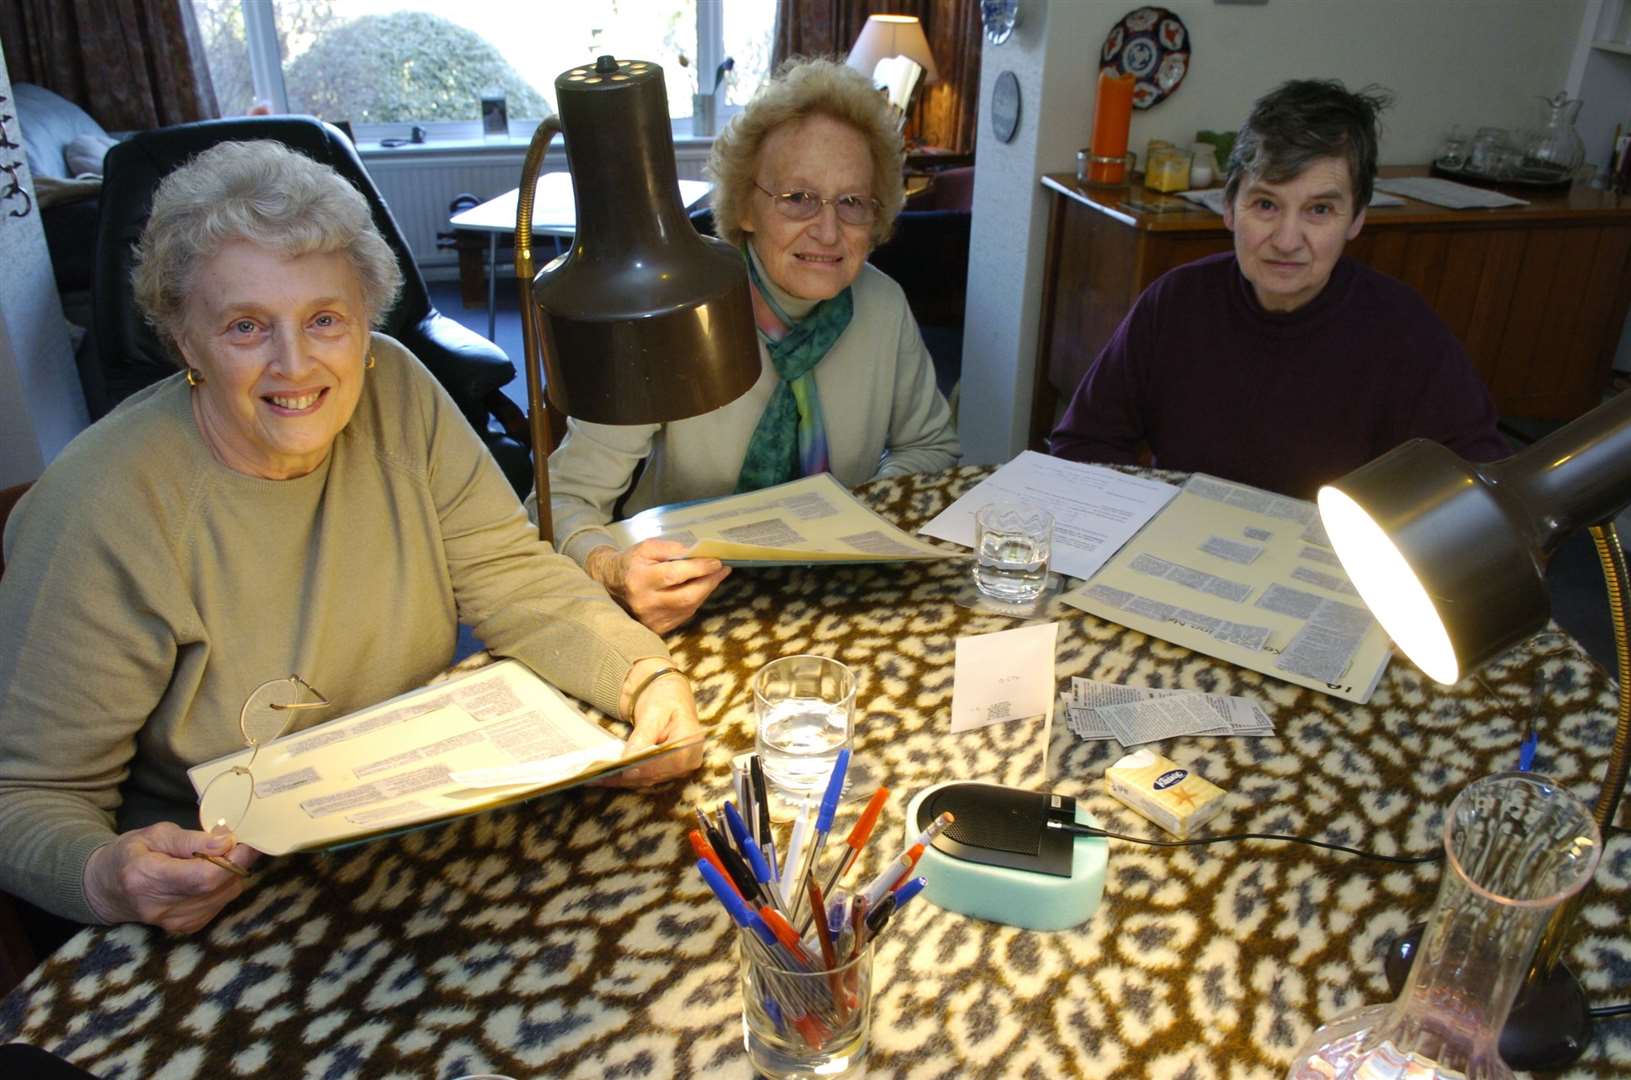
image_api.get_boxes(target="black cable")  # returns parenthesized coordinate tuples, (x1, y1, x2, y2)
(1047, 820, 1444, 865)
(1592, 1003, 1631, 1019)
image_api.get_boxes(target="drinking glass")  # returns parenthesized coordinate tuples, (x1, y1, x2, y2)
(1437, 124, 1468, 170)
(1468, 126, 1510, 176)
(753, 655, 856, 801)
(740, 938, 873, 1079)
(973, 502, 1053, 603)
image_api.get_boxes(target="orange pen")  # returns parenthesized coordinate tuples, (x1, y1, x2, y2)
(758, 904, 816, 967)
(808, 786, 890, 930)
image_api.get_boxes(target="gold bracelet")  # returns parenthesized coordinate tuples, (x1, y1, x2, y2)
(627, 665, 686, 719)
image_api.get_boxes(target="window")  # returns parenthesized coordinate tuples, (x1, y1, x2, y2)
(194, 1, 776, 141)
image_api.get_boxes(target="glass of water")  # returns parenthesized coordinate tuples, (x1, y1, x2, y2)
(753, 655, 855, 801)
(973, 501, 1054, 603)
(1437, 124, 1468, 170)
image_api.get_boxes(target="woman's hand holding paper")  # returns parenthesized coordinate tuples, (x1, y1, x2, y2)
(603, 658, 704, 787)
(588, 539, 731, 634)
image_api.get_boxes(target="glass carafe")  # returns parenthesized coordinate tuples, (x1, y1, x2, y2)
(1527, 91, 1585, 179)
(1286, 772, 1602, 1080)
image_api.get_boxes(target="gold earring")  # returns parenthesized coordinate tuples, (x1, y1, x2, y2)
(185, 368, 204, 388)
(365, 353, 376, 370)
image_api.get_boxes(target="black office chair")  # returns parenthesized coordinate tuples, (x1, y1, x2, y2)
(91, 116, 533, 495)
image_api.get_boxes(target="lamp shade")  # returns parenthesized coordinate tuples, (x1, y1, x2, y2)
(1318, 390, 1631, 684)
(532, 57, 760, 425)
(846, 15, 940, 85)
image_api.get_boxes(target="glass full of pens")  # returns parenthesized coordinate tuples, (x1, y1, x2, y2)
(692, 751, 950, 1078)
(740, 938, 873, 1078)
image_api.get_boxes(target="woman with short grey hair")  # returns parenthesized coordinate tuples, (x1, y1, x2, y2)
(541, 57, 960, 634)
(0, 140, 702, 934)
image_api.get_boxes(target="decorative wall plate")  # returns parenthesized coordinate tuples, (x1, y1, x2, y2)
(1101, 6, 1190, 109)
(981, 0, 1020, 45)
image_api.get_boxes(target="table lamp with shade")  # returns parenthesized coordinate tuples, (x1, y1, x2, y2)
(846, 14, 940, 122)
(1316, 390, 1631, 1070)
(512, 56, 763, 542)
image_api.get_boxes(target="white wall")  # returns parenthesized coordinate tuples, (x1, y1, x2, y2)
(1123, 0, 1586, 167)
(0, 46, 87, 490)
(960, 0, 1589, 462)
(960, 2, 1098, 465)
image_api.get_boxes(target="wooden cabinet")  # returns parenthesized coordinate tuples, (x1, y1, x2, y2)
(1031, 167, 1631, 448)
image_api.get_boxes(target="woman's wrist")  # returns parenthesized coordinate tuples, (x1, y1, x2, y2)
(587, 546, 624, 596)
(620, 656, 684, 720)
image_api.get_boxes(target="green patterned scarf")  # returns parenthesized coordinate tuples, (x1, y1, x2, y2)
(734, 246, 854, 493)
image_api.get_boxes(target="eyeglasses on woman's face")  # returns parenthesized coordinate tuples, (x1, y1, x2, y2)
(753, 181, 881, 227)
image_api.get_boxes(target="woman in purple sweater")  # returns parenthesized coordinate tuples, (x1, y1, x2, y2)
(1050, 79, 1508, 499)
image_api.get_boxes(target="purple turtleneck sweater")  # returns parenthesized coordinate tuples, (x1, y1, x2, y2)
(1049, 253, 1508, 499)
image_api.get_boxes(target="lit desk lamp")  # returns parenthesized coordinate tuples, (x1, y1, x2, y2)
(846, 14, 940, 124)
(1317, 391, 1631, 1071)
(514, 56, 762, 541)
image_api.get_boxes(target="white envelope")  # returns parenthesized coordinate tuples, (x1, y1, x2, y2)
(950, 622, 1059, 732)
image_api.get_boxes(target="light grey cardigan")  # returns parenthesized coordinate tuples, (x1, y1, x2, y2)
(537, 259, 960, 567)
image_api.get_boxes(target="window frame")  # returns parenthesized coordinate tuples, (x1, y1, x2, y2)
(232, 0, 744, 147)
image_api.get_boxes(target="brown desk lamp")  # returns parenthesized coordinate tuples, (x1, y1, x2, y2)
(514, 56, 761, 542)
(1317, 390, 1631, 1070)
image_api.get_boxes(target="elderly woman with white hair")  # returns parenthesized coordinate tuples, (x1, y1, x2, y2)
(537, 57, 961, 634)
(0, 140, 701, 933)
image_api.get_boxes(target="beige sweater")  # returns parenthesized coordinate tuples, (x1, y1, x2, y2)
(538, 259, 960, 566)
(0, 335, 668, 923)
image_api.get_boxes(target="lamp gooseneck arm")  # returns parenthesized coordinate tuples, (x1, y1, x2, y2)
(1531, 520, 1631, 979)
(516, 115, 564, 544)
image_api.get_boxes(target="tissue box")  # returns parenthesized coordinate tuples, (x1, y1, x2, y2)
(1105, 749, 1225, 839)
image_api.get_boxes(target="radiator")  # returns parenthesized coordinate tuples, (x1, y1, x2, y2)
(364, 144, 713, 276)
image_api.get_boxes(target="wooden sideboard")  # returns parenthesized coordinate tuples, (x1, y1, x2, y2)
(1031, 166, 1631, 448)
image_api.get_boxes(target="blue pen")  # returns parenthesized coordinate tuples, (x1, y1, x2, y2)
(724, 801, 789, 914)
(697, 859, 778, 948)
(805, 751, 850, 884)
(892, 875, 927, 911)
(698, 861, 815, 1020)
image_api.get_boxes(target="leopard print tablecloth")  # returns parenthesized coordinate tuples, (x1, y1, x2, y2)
(2, 467, 1628, 1079)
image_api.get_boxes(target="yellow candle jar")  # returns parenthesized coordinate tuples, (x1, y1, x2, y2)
(1145, 146, 1193, 193)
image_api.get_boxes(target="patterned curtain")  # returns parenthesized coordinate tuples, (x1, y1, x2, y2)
(772, 0, 981, 154)
(0, 0, 218, 130)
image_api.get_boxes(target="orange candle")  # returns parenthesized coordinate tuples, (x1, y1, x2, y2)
(1088, 70, 1135, 185)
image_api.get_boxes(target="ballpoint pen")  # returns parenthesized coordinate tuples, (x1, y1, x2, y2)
(848, 895, 869, 964)
(717, 802, 766, 907)
(760, 905, 818, 967)
(750, 754, 777, 872)
(865, 810, 952, 899)
(827, 889, 850, 939)
(813, 785, 890, 921)
(689, 829, 741, 900)
(806, 872, 839, 972)
(779, 806, 813, 904)
(797, 749, 850, 912)
(867, 876, 927, 936)
(727, 800, 790, 915)
(903, 811, 955, 856)
(858, 853, 912, 911)
(701, 807, 759, 900)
